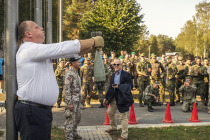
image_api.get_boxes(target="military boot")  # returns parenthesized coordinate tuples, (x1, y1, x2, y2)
(148, 107, 154, 112)
(99, 103, 105, 108)
(85, 102, 93, 108)
(74, 134, 82, 139)
(139, 101, 144, 107)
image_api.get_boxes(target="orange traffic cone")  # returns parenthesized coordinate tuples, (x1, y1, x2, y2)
(162, 103, 174, 123)
(128, 104, 139, 124)
(103, 105, 110, 125)
(189, 103, 200, 122)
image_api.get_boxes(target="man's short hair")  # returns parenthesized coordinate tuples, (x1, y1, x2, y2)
(18, 21, 29, 39)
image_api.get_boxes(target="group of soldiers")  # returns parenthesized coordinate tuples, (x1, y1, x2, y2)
(53, 50, 210, 113)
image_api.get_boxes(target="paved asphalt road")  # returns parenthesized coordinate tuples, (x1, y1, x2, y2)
(0, 100, 210, 130)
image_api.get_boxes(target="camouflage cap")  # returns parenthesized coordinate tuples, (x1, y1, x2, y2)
(131, 52, 135, 55)
(119, 56, 124, 59)
(154, 81, 160, 85)
(70, 55, 81, 62)
(186, 76, 192, 80)
(140, 53, 145, 57)
(178, 56, 183, 61)
(59, 58, 65, 62)
(151, 54, 156, 58)
(167, 56, 172, 59)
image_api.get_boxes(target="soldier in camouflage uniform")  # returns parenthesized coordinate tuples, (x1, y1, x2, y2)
(55, 59, 66, 108)
(104, 56, 112, 94)
(179, 76, 197, 112)
(191, 56, 197, 66)
(80, 58, 94, 108)
(144, 81, 163, 112)
(207, 66, 210, 113)
(150, 54, 165, 102)
(203, 58, 209, 106)
(166, 56, 177, 106)
(63, 57, 82, 140)
(136, 53, 151, 107)
(175, 56, 188, 103)
(173, 53, 180, 65)
(191, 57, 208, 108)
(186, 58, 192, 76)
(130, 52, 138, 89)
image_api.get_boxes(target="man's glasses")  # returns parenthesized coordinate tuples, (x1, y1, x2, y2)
(113, 64, 120, 66)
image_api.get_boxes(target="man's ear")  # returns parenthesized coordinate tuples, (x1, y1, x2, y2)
(25, 31, 32, 38)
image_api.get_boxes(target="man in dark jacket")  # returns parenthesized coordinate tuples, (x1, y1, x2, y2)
(103, 60, 133, 140)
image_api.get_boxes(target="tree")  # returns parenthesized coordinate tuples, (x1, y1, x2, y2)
(175, 1, 210, 58)
(157, 34, 176, 54)
(79, 0, 144, 56)
(63, 0, 92, 40)
(149, 35, 159, 55)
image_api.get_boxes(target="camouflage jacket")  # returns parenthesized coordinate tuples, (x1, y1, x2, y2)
(191, 64, 207, 83)
(204, 65, 209, 83)
(63, 67, 81, 105)
(166, 61, 177, 79)
(151, 61, 165, 78)
(122, 62, 130, 73)
(176, 64, 188, 80)
(136, 61, 151, 77)
(55, 66, 66, 86)
(179, 84, 197, 100)
(144, 85, 159, 100)
(186, 64, 192, 76)
(104, 63, 111, 81)
(80, 64, 94, 83)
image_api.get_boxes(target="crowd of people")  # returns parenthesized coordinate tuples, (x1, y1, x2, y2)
(54, 50, 210, 113)
(15, 20, 209, 140)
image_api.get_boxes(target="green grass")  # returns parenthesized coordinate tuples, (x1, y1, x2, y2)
(51, 125, 210, 140)
(51, 126, 65, 140)
(112, 126, 210, 140)
(0, 130, 4, 137)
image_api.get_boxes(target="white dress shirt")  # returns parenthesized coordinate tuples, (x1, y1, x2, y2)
(16, 40, 80, 106)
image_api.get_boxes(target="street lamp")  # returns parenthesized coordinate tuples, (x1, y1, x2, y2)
(149, 45, 151, 59)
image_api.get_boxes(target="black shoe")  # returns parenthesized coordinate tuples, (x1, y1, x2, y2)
(57, 104, 61, 108)
(150, 107, 154, 110)
(148, 107, 154, 112)
(99, 103, 105, 108)
(170, 103, 175, 106)
(139, 102, 144, 107)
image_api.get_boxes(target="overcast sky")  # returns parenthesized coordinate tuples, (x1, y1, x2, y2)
(136, 0, 209, 39)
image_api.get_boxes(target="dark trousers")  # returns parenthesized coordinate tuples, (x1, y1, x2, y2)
(14, 101, 52, 140)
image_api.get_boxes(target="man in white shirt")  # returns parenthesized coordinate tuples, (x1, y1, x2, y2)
(14, 20, 104, 140)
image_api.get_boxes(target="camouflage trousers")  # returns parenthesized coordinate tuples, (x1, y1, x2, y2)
(95, 81, 105, 104)
(64, 102, 81, 140)
(57, 87, 63, 105)
(175, 79, 184, 102)
(166, 79, 175, 104)
(138, 76, 149, 102)
(204, 82, 208, 105)
(82, 82, 93, 104)
(144, 96, 163, 108)
(194, 83, 206, 105)
(150, 77, 165, 102)
(182, 99, 197, 112)
(104, 82, 109, 94)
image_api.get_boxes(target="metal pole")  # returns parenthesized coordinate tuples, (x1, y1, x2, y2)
(59, 0, 63, 42)
(35, 0, 42, 26)
(47, 0, 52, 44)
(6, 0, 18, 139)
(149, 45, 151, 59)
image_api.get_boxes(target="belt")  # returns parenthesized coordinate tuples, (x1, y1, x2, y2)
(18, 100, 53, 109)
